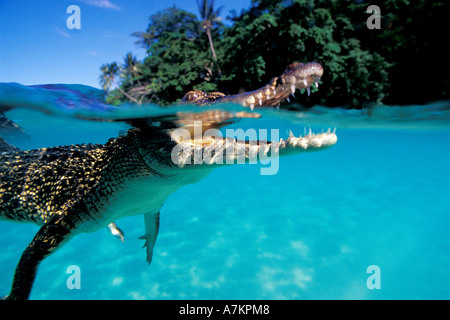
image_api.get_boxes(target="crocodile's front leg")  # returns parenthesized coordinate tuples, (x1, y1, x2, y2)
(138, 210, 160, 265)
(104, 211, 161, 264)
(5, 214, 74, 300)
(107, 222, 125, 242)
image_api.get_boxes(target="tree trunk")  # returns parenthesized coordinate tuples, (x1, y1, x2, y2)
(206, 28, 217, 60)
(205, 28, 222, 77)
(111, 77, 139, 104)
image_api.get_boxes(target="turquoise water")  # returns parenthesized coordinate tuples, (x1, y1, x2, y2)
(0, 83, 449, 299)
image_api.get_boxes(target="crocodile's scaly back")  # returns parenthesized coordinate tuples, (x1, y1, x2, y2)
(0, 129, 168, 299)
(0, 127, 189, 228)
(0, 143, 104, 224)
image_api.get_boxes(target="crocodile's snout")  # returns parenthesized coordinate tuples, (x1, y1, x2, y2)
(182, 61, 324, 110)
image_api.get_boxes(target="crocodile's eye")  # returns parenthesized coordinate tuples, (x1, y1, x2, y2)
(182, 90, 202, 103)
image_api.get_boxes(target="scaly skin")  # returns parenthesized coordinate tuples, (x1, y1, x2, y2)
(0, 61, 336, 299)
(182, 62, 323, 109)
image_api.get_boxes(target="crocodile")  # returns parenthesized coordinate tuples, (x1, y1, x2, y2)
(0, 61, 337, 300)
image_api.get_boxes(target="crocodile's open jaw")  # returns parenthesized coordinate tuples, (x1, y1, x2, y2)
(234, 62, 324, 110)
(169, 125, 337, 170)
(172, 61, 334, 169)
(169, 122, 337, 173)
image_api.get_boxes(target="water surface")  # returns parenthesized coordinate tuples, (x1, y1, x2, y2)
(0, 83, 449, 299)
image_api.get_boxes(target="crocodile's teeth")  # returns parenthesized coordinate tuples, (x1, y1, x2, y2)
(258, 98, 262, 106)
(246, 95, 256, 110)
(315, 82, 319, 88)
(266, 95, 271, 100)
(264, 144, 271, 155)
(303, 79, 308, 86)
(307, 87, 310, 96)
(286, 97, 290, 103)
(290, 138, 297, 147)
(291, 84, 295, 94)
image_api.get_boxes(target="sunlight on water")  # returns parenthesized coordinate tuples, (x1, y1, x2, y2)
(0, 83, 449, 299)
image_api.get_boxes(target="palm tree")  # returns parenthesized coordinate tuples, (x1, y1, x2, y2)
(99, 62, 138, 103)
(197, 0, 223, 63)
(122, 52, 141, 83)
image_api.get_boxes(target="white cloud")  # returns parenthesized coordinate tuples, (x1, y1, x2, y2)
(81, 0, 121, 10)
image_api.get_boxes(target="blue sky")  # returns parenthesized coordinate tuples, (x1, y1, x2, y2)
(0, 0, 251, 88)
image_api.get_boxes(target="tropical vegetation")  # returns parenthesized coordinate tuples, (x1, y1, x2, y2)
(99, 0, 448, 108)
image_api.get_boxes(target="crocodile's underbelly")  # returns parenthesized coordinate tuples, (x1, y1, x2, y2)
(75, 169, 214, 233)
(71, 179, 166, 233)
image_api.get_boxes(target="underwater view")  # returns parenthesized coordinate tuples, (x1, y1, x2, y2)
(0, 0, 449, 302)
(0, 84, 449, 300)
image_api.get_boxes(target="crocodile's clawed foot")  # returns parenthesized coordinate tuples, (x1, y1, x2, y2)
(138, 234, 155, 265)
(107, 222, 125, 242)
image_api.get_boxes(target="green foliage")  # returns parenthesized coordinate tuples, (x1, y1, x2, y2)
(127, 6, 224, 105)
(99, 0, 448, 108)
(351, 0, 449, 105)
(219, 0, 393, 107)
